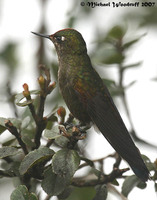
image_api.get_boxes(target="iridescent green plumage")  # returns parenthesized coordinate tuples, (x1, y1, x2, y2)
(32, 28, 150, 182)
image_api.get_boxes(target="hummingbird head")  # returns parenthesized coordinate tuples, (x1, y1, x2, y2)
(32, 28, 87, 56)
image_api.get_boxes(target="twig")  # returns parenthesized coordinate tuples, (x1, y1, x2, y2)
(119, 70, 157, 148)
(72, 168, 129, 187)
(28, 103, 38, 124)
(6, 82, 18, 118)
(44, 195, 51, 200)
(5, 120, 28, 155)
(64, 113, 74, 127)
(23, 83, 38, 124)
(78, 153, 118, 170)
(34, 67, 51, 148)
(117, 44, 157, 149)
(0, 170, 16, 177)
(34, 119, 47, 149)
(46, 139, 55, 148)
(23, 67, 55, 149)
(113, 153, 122, 168)
(92, 153, 116, 162)
(79, 157, 94, 169)
(107, 184, 129, 200)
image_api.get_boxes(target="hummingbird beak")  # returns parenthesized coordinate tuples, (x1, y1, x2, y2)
(31, 32, 50, 39)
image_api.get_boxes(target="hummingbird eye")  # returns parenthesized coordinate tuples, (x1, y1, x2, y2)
(55, 36, 66, 43)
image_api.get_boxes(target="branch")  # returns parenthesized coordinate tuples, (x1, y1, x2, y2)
(44, 195, 51, 200)
(5, 120, 28, 155)
(6, 82, 18, 118)
(0, 170, 16, 177)
(117, 43, 157, 149)
(22, 83, 38, 124)
(34, 67, 52, 148)
(72, 168, 129, 187)
(107, 184, 129, 200)
(113, 153, 122, 168)
(79, 153, 117, 170)
(23, 66, 56, 149)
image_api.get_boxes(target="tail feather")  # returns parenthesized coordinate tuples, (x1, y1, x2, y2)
(131, 166, 150, 182)
(87, 92, 150, 181)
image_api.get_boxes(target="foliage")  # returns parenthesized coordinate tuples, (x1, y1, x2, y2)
(0, 62, 156, 200)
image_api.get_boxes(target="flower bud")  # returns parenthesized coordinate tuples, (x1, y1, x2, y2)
(57, 106, 66, 124)
(48, 81, 56, 94)
(57, 106, 66, 118)
(38, 75, 45, 89)
(23, 83, 30, 99)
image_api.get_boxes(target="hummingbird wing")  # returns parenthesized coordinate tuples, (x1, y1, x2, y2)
(74, 77, 149, 182)
(86, 88, 149, 181)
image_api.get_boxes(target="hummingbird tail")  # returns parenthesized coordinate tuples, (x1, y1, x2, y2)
(87, 92, 150, 182)
(131, 166, 150, 182)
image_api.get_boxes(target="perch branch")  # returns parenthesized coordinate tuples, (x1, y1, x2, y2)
(5, 120, 28, 155)
(72, 168, 129, 187)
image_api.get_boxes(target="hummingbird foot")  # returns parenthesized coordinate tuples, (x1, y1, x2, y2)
(66, 126, 87, 149)
(75, 123, 91, 133)
(63, 122, 73, 129)
(63, 118, 91, 131)
(59, 122, 87, 142)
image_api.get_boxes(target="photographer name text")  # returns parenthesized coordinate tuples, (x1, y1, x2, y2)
(80, 1, 156, 8)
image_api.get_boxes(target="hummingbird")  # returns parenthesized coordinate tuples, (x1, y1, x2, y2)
(32, 28, 149, 182)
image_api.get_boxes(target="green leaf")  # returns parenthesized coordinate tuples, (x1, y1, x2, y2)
(108, 25, 126, 39)
(111, 178, 119, 186)
(0, 117, 21, 134)
(57, 186, 73, 199)
(15, 90, 40, 107)
(9, 118, 22, 129)
(0, 117, 9, 128)
(91, 168, 104, 178)
(123, 34, 146, 49)
(41, 166, 68, 196)
(2, 138, 17, 146)
(110, 86, 124, 97)
(17, 99, 34, 107)
(122, 175, 141, 197)
(155, 183, 157, 192)
(123, 39, 139, 49)
(21, 116, 31, 129)
(151, 77, 157, 82)
(93, 184, 108, 200)
(21, 134, 35, 148)
(141, 154, 151, 162)
(102, 79, 116, 88)
(52, 149, 80, 182)
(141, 154, 155, 171)
(125, 80, 137, 89)
(44, 126, 61, 139)
(0, 43, 18, 70)
(19, 147, 54, 175)
(55, 136, 69, 148)
(20, 122, 36, 147)
(66, 187, 96, 200)
(101, 48, 124, 64)
(136, 181, 147, 189)
(47, 107, 58, 120)
(0, 125, 6, 134)
(0, 146, 18, 158)
(10, 185, 38, 200)
(123, 62, 142, 71)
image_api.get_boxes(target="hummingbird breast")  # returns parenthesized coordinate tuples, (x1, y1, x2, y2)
(58, 60, 91, 123)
